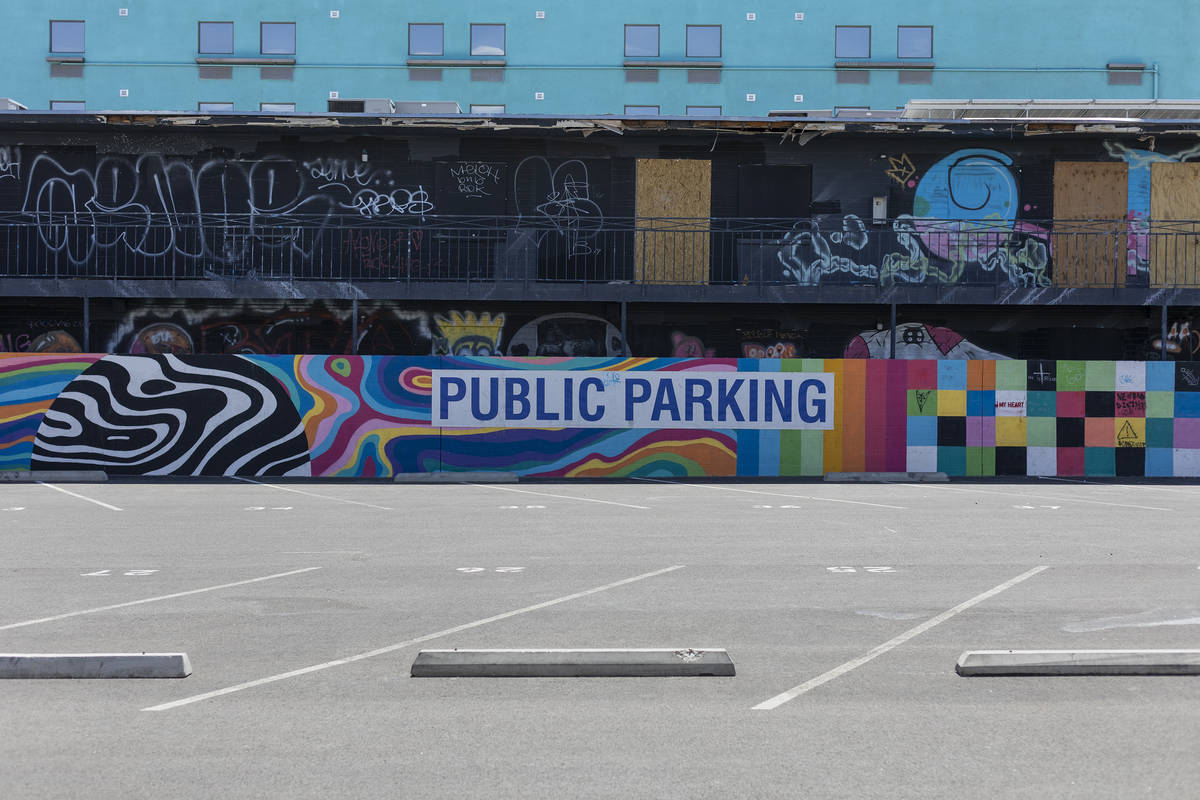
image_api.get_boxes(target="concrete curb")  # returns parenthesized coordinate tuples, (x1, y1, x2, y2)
(394, 471, 518, 484)
(0, 470, 108, 482)
(956, 649, 1200, 676)
(0, 653, 192, 679)
(825, 472, 949, 483)
(411, 648, 735, 677)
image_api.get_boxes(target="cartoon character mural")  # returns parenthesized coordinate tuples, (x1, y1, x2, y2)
(670, 331, 715, 358)
(506, 314, 625, 357)
(1149, 320, 1200, 359)
(433, 311, 505, 356)
(844, 323, 1011, 360)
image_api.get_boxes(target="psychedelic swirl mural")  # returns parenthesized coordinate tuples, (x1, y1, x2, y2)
(3, 354, 1199, 478)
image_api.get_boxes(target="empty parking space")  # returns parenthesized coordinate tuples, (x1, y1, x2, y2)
(2, 478, 1199, 797)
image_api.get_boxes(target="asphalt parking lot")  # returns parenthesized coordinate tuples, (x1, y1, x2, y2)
(2, 477, 1199, 799)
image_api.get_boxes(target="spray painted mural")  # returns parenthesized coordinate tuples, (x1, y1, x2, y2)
(5, 354, 1200, 478)
(844, 323, 1012, 360)
(14, 150, 435, 274)
(778, 148, 1051, 288)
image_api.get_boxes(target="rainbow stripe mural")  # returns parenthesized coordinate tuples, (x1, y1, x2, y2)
(0, 354, 1195, 478)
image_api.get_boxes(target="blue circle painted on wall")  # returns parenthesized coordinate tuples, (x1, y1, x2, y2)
(912, 148, 1017, 225)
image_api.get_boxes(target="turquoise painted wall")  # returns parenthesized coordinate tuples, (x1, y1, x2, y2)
(8, 2, 1199, 115)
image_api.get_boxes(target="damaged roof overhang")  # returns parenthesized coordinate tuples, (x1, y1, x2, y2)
(1, 110, 1200, 141)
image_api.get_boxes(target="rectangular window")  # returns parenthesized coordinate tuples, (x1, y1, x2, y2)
(50, 100, 85, 111)
(260, 22, 295, 55)
(471, 24, 505, 56)
(50, 20, 85, 53)
(198, 102, 234, 112)
(470, 104, 505, 115)
(409, 23, 443, 56)
(835, 25, 870, 59)
(686, 25, 721, 58)
(686, 105, 721, 116)
(624, 105, 659, 115)
(897, 26, 932, 58)
(625, 24, 659, 57)
(198, 21, 234, 54)
(260, 102, 295, 112)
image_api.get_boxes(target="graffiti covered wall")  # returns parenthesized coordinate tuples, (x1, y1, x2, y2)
(3, 354, 1198, 478)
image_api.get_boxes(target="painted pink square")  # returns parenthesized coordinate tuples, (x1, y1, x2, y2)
(1057, 447, 1085, 476)
(1173, 418, 1200, 448)
(908, 360, 938, 389)
(1057, 391, 1085, 417)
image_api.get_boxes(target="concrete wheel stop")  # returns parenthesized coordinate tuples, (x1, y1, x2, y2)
(411, 648, 735, 677)
(956, 649, 1200, 676)
(0, 653, 192, 679)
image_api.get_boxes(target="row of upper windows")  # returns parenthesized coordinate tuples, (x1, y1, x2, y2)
(48, 20, 932, 60)
(835, 26, 933, 59)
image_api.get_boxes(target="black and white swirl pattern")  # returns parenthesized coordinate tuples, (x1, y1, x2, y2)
(31, 355, 311, 476)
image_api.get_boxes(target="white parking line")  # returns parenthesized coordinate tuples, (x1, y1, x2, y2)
(753, 565, 1049, 711)
(234, 478, 393, 511)
(0, 567, 322, 631)
(37, 481, 122, 511)
(634, 478, 907, 510)
(897, 483, 1171, 512)
(144, 564, 684, 711)
(465, 483, 650, 510)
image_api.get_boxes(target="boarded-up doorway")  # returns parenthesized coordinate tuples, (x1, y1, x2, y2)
(1150, 162, 1200, 287)
(1052, 162, 1127, 287)
(635, 159, 712, 284)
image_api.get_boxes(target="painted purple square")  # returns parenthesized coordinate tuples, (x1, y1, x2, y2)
(966, 416, 994, 447)
(1173, 418, 1200, 448)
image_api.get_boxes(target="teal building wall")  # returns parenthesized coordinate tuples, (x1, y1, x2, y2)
(8, 1, 1197, 116)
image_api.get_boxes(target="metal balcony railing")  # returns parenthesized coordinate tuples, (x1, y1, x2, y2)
(0, 212, 1194, 289)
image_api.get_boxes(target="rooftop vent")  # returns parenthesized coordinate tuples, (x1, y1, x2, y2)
(327, 98, 394, 114)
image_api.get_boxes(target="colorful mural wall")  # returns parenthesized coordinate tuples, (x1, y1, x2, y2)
(3, 354, 1197, 478)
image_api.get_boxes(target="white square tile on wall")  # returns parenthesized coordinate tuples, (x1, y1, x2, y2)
(994, 390, 1027, 417)
(1116, 361, 1146, 391)
(1173, 448, 1200, 476)
(906, 446, 938, 473)
(1026, 447, 1057, 476)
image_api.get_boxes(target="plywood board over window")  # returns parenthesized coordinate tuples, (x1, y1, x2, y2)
(1150, 162, 1200, 287)
(635, 158, 711, 284)
(1052, 162, 1127, 287)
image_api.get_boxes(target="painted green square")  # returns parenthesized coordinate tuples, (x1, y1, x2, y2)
(1146, 391, 1174, 418)
(1085, 361, 1116, 391)
(1026, 417, 1056, 447)
(779, 431, 803, 476)
(994, 360, 1027, 390)
(1057, 361, 1086, 391)
(1027, 391, 1056, 417)
(1146, 417, 1174, 448)
(966, 446, 995, 476)
(1084, 447, 1116, 476)
(908, 389, 937, 416)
